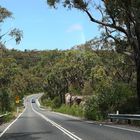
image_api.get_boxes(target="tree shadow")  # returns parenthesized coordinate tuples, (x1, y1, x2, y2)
(1, 131, 52, 140)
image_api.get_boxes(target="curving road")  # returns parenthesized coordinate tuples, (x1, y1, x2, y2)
(0, 94, 140, 140)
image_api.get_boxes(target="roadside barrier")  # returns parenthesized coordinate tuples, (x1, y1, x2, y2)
(108, 114, 140, 124)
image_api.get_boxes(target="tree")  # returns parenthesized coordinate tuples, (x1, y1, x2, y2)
(0, 88, 11, 112)
(0, 6, 23, 46)
(46, 0, 140, 106)
(0, 6, 23, 113)
(82, 81, 93, 95)
(0, 6, 12, 23)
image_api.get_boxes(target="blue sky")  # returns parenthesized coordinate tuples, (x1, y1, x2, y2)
(0, 0, 100, 50)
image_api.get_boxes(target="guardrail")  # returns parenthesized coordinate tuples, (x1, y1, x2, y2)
(108, 114, 140, 124)
(0, 113, 9, 125)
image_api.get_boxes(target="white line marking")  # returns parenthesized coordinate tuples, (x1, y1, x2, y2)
(33, 94, 140, 135)
(104, 125, 140, 133)
(31, 103, 82, 140)
(51, 111, 80, 120)
(36, 99, 41, 107)
(39, 107, 46, 111)
(36, 99, 45, 111)
(0, 107, 26, 138)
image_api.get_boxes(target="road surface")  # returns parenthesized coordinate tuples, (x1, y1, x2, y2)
(0, 94, 140, 140)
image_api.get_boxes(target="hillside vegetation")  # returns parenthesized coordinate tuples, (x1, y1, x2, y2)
(0, 42, 138, 120)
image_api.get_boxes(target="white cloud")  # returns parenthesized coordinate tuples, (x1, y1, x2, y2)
(66, 24, 83, 33)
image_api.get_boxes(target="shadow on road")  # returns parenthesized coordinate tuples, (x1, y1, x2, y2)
(1, 131, 53, 140)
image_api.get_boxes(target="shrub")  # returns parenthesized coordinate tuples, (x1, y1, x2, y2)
(84, 96, 102, 120)
(98, 82, 136, 115)
(52, 96, 61, 109)
(42, 98, 52, 107)
(3, 113, 15, 123)
(40, 94, 53, 107)
(0, 89, 12, 113)
(82, 81, 93, 95)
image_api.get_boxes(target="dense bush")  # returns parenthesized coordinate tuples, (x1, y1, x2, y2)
(3, 113, 15, 123)
(83, 82, 137, 120)
(0, 89, 13, 113)
(51, 96, 61, 109)
(84, 96, 102, 120)
(1, 45, 138, 121)
(97, 82, 136, 116)
(40, 94, 52, 108)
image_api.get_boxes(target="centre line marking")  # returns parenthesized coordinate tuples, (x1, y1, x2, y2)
(31, 103, 82, 140)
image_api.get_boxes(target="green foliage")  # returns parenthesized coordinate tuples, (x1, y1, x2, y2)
(111, 82, 137, 113)
(55, 104, 84, 117)
(52, 96, 61, 109)
(9, 28, 23, 44)
(96, 82, 136, 117)
(68, 84, 81, 95)
(82, 81, 93, 95)
(84, 96, 101, 120)
(0, 40, 138, 120)
(1, 0, 139, 120)
(91, 65, 112, 91)
(45, 0, 140, 107)
(83, 82, 136, 120)
(43, 99, 52, 108)
(40, 94, 53, 108)
(0, 6, 12, 22)
(3, 113, 15, 123)
(0, 89, 12, 113)
(0, 6, 23, 45)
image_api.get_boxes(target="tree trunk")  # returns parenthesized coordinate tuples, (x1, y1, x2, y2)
(136, 61, 140, 107)
(137, 64, 140, 107)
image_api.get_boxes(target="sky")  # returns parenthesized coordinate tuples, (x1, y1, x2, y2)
(0, 0, 100, 51)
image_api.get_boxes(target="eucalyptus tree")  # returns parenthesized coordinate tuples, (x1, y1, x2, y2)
(0, 6, 23, 47)
(0, 6, 23, 112)
(46, 0, 140, 106)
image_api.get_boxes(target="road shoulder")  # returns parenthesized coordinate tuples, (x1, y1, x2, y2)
(38, 104, 140, 133)
(0, 106, 26, 137)
(37, 97, 140, 133)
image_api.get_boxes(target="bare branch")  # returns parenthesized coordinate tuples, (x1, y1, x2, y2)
(84, 9, 128, 36)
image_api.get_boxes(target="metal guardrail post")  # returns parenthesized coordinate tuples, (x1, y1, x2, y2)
(108, 113, 140, 124)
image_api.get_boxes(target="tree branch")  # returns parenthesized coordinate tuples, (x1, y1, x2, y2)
(84, 9, 128, 36)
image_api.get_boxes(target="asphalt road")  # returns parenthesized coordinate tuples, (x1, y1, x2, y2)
(0, 94, 140, 140)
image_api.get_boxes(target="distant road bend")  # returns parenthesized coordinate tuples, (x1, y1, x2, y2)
(0, 94, 140, 140)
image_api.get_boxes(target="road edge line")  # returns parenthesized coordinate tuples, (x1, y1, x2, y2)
(0, 107, 26, 138)
(36, 99, 45, 111)
(36, 95, 140, 134)
(104, 124, 140, 133)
